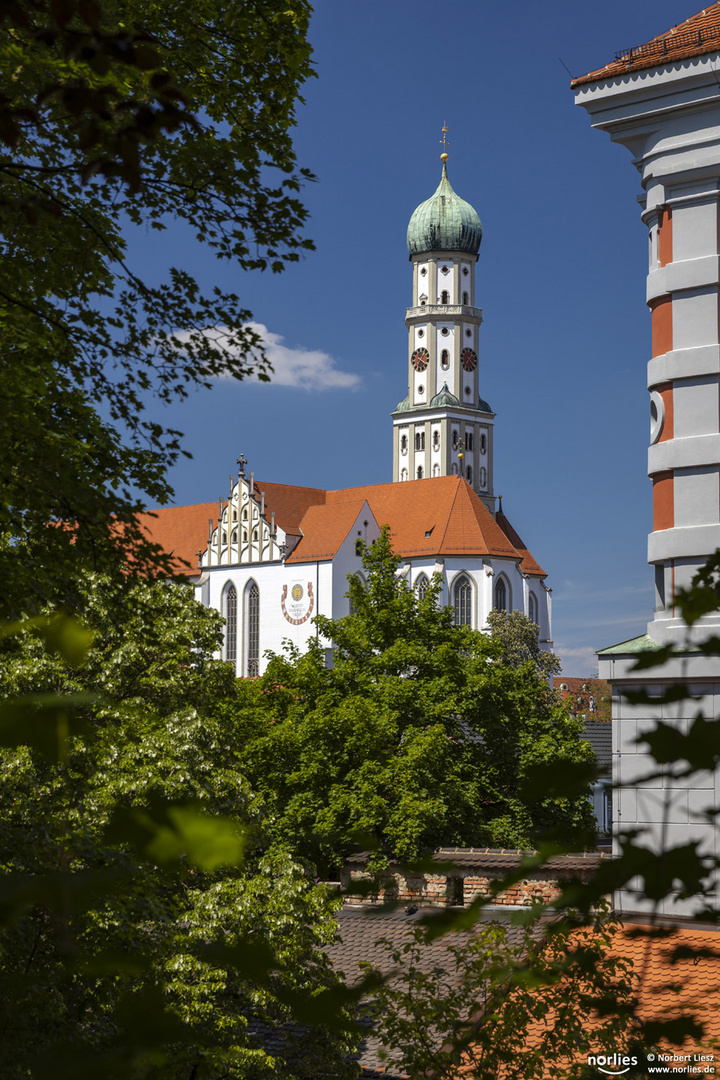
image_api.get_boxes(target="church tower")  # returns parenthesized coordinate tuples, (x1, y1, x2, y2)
(392, 142, 496, 512)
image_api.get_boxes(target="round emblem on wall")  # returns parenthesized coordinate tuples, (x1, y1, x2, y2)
(281, 581, 315, 625)
(461, 347, 477, 372)
(411, 347, 429, 372)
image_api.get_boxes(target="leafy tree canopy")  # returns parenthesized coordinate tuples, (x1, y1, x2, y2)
(0, 577, 356, 1078)
(0, 0, 315, 617)
(234, 530, 597, 875)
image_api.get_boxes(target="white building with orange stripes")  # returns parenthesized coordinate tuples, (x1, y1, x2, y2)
(140, 159, 552, 677)
(573, 2, 720, 914)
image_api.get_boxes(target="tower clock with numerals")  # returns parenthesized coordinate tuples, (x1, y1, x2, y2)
(391, 149, 496, 513)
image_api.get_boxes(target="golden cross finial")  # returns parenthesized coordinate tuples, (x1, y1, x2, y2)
(440, 124, 449, 163)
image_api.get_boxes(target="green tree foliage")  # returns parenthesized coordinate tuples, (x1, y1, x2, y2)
(369, 912, 637, 1080)
(0, 579, 356, 1078)
(0, 0, 315, 617)
(234, 530, 596, 875)
(487, 607, 561, 681)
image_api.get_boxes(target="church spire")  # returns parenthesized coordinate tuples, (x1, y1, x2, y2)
(392, 154, 496, 512)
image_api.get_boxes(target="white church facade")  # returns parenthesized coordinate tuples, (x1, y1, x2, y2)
(141, 154, 552, 676)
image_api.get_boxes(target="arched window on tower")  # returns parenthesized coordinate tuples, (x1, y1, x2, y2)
(453, 575, 472, 626)
(400, 433, 408, 454)
(415, 573, 429, 602)
(480, 433, 487, 455)
(494, 575, 510, 612)
(416, 465, 423, 479)
(223, 583, 237, 662)
(401, 468, 408, 481)
(528, 591, 538, 626)
(415, 429, 425, 451)
(440, 290, 449, 305)
(245, 582, 260, 677)
(462, 291, 469, 305)
(466, 465, 472, 483)
(441, 349, 450, 370)
(433, 430, 440, 450)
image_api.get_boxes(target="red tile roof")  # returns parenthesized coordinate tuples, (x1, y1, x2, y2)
(140, 476, 547, 577)
(251, 481, 326, 535)
(622, 923, 720, 1049)
(572, 3, 720, 87)
(284, 499, 367, 563)
(136, 502, 217, 577)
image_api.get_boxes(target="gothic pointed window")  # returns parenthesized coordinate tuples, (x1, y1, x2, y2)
(529, 591, 538, 625)
(453, 575, 472, 626)
(224, 583, 237, 662)
(494, 575, 510, 612)
(245, 582, 260, 677)
(415, 573, 429, 601)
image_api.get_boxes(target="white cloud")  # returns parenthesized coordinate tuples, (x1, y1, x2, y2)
(231, 322, 360, 391)
(554, 644, 602, 678)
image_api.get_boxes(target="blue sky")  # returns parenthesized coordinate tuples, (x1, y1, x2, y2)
(132, 1, 704, 675)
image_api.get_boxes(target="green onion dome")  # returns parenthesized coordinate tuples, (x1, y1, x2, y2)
(394, 392, 412, 412)
(407, 163, 482, 257)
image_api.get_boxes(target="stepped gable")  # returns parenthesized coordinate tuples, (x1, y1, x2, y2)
(572, 2, 720, 86)
(136, 502, 218, 577)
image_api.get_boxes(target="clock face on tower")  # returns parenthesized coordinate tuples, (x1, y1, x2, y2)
(411, 347, 429, 372)
(461, 347, 477, 372)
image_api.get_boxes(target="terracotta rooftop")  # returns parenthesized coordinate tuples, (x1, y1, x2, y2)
(140, 476, 547, 577)
(572, 3, 720, 87)
(136, 502, 217, 577)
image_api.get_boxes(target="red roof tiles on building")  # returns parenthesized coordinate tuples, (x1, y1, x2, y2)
(139, 476, 547, 577)
(284, 499, 367, 563)
(135, 502, 218, 577)
(572, 3, 720, 87)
